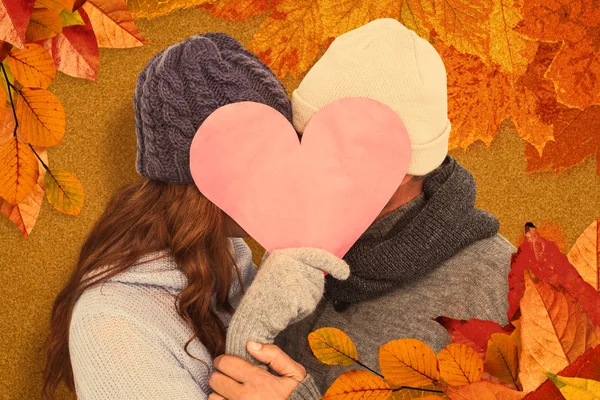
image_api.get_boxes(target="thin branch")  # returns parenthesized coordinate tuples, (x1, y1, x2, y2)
(28, 143, 50, 173)
(1, 62, 18, 137)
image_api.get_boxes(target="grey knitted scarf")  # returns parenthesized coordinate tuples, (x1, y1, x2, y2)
(325, 156, 500, 304)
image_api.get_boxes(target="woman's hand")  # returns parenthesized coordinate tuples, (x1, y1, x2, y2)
(209, 341, 306, 400)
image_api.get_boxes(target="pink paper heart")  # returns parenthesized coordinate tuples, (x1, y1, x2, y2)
(190, 97, 411, 257)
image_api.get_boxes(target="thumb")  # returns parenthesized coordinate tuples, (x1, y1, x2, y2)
(246, 341, 306, 382)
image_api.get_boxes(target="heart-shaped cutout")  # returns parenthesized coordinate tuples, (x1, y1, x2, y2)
(190, 97, 411, 257)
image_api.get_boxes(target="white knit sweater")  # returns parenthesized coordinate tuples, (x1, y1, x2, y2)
(69, 238, 256, 399)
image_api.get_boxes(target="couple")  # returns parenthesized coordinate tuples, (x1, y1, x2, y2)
(42, 18, 513, 400)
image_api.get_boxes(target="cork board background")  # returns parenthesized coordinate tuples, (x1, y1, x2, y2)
(0, 8, 598, 400)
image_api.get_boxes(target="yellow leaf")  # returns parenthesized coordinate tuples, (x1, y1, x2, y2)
(400, 0, 430, 41)
(488, 0, 537, 76)
(510, 320, 521, 356)
(319, 0, 401, 41)
(422, 0, 493, 62)
(308, 327, 358, 366)
(35, 0, 69, 13)
(0, 148, 47, 238)
(485, 333, 520, 389)
(8, 44, 56, 89)
(437, 343, 483, 386)
(323, 370, 391, 400)
(26, 8, 63, 41)
(44, 168, 83, 215)
(546, 372, 600, 400)
(568, 219, 599, 291)
(59, 8, 85, 26)
(379, 339, 440, 387)
(15, 87, 65, 147)
(126, 0, 215, 20)
(83, 0, 148, 48)
(0, 136, 39, 205)
(248, 0, 322, 78)
(519, 271, 600, 393)
(390, 384, 448, 399)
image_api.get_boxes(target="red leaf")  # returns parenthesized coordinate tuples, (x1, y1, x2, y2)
(507, 225, 600, 325)
(0, 40, 12, 62)
(523, 343, 600, 399)
(434, 317, 513, 358)
(41, 7, 98, 81)
(0, 0, 35, 48)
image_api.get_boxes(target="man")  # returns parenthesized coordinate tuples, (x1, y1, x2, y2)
(209, 18, 514, 399)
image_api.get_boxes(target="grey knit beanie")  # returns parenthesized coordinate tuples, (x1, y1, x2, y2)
(134, 33, 292, 184)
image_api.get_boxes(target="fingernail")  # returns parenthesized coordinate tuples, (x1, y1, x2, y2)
(248, 341, 262, 351)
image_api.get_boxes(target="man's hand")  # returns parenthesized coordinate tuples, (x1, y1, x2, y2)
(208, 341, 306, 400)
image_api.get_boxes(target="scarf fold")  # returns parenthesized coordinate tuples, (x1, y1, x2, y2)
(325, 156, 500, 304)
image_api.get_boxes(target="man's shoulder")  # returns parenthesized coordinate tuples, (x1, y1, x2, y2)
(450, 233, 516, 270)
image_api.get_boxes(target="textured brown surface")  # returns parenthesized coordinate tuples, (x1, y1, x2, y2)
(0, 8, 598, 400)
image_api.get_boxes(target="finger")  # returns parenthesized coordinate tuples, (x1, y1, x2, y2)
(247, 342, 306, 382)
(208, 371, 243, 400)
(208, 393, 227, 400)
(213, 354, 262, 383)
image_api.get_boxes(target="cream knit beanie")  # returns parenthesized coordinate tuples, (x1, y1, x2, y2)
(292, 18, 451, 176)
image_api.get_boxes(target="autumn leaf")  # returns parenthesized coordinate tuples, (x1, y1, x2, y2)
(26, 8, 63, 41)
(323, 370, 391, 400)
(42, 7, 98, 81)
(516, 0, 600, 109)
(0, 0, 35, 48)
(379, 339, 440, 387)
(568, 219, 599, 292)
(82, 0, 147, 48)
(64, 0, 86, 12)
(485, 333, 520, 389)
(126, 0, 214, 19)
(308, 327, 358, 366)
(0, 40, 12, 62)
(44, 168, 84, 215)
(59, 8, 85, 26)
(15, 87, 65, 146)
(507, 225, 600, 325)
(318, 0, 401, 41)
(201, 0, 276, 21)
(7, 43, 56, 89)
(0, 136, 39, 205)
(434, 317, 511, 358)
(546, 373, 600, 400)
(437, 344, 483, 386)
(390, 384, 448, 400)
(518, 270, 600, 393)
(0, 59, 16, 98)
(248, 0, 322, 79)
(0, 83, 6, 124)
(0, 103, 15, 146)
(35, 0, 68, 13)
(514, 219, 568, 253)
(441, 380, 525, 400)
(0, 147, 47, 238)
(399, 0, 431, 41)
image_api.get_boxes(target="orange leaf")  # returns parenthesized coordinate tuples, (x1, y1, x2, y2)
(7, 43, 56, 88)
(323, 370, 391, 400)
(82, 0, 147, 48)
(308, 327, 358, 366)
(518, 270, 600, 393)
(201, 0, 276, 21)
(64, 0, 86, 12)
(15, 87, 64, 147)
(568, 219, 599, 292)
(0, 0, 35, 48)
(437, 344, 483, 386)
(0, 147, 47, 238)
(485, 333, 520, 389)
(35, 0, 69, 13)
(391, 386, 448, 399)
(0, 136, 39, 205)
(442, 380, 525, 400)
(127, 0, 214, 19)
(26, 7, 63, 41)
(319, 0, 402, 41)
(44, 168, 83, 215)
(0, 40, 12, 62)
(248, 0, 322, 79)
(0, 103, 15, 146)
(41, 7, 98, 81)
(422, 0, 493, 62)
(379, 339, 440, 387)
(399, 0, 431, 40)
(0, 82, 6, 124)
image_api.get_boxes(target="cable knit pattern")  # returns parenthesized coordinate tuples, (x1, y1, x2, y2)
(69, 238, 256, 399)
(134, 33, 292, 184)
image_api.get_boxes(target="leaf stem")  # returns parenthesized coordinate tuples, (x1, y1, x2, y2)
(354, 359, 384, 378)
(1, 62, 18, 137)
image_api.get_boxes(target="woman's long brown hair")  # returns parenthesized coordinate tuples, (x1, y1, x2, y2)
(42, 178, 240, 399)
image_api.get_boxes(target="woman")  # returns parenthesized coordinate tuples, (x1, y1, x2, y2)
(42, 33, 293, 399)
